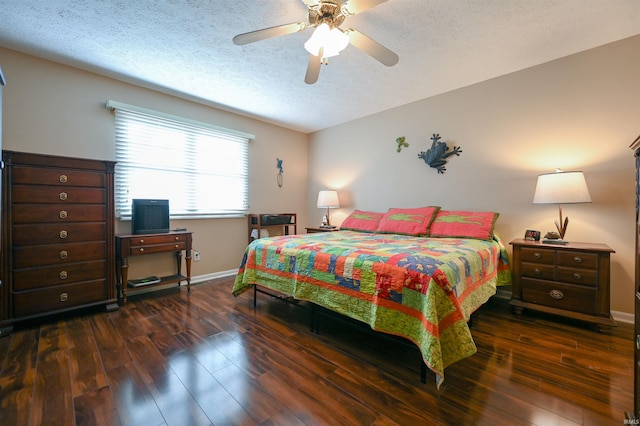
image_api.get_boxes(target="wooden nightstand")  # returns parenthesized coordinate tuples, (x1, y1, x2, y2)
(306, 227, 339, 233)
(509, 238, 616, 330)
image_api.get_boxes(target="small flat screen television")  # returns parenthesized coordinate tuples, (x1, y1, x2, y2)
(131, 199, 170, 234)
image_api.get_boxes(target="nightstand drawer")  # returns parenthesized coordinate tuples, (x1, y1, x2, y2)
(557, 251, 598, 269)
(557, 266, 597, 287)
(522, 279, 597, 315)
(520, 247, 555, 264)
(521, 262, 555, 280)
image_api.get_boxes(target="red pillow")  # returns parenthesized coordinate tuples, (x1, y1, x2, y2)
(340, 210, 384, 233)
(375, 207, 440, 236)
(429, 210, 499, 240)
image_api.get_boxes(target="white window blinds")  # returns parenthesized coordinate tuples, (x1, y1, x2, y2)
(107, 100, 253, 219)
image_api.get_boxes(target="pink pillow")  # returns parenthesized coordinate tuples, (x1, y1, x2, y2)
(429, 210, 499, 240)
(375, 207, 440, 236)
(340, 210, 385, 232)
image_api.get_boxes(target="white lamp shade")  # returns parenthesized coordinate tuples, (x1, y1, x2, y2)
(533, 171, 592, 204)
(317, 190, 340, 208)
(304, 23, 349, 58)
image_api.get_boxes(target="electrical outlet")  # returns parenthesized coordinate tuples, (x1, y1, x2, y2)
(193, 250, 200, 261)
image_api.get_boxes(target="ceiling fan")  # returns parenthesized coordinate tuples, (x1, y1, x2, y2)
(232, 0, 399, 84)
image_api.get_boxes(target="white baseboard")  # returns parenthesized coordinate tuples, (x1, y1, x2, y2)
(611, 310, 634, 324)
(191, 269, 238, 284)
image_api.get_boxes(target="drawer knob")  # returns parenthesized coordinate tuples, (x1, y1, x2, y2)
(175, 237, 179, 241)
(139, 239, 144, 244)
(175, 244, 179, 249)
(636, 335, 640, 350)
(573, 256, 583, 264)
(573, 273, 582, 280)
(139, 248, 145, 253)
(59, 230, 68, 239)
(59, 174, 68, 183)
(534, 268, 542, 275)
(534, 252, 542, 259)
(60, 292, 68, 302)
(59, 192, 68, 201)
(59, 210, 68, 219)
(59, 271, 68, 280)
(60, 250, 68, 259)
(549, 289, 564, 300)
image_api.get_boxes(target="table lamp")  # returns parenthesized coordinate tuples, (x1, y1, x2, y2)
(533, 169, 591, 244)
(317, 190, 339, 228)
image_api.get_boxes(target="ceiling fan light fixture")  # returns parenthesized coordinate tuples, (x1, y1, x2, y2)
(304, 23, 349, 59)
(233, 0, 397, 84)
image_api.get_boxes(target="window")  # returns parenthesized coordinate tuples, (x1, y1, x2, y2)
(107, 100, 253, 219)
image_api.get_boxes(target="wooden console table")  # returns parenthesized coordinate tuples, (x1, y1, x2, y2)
(115, 230, 192, 304)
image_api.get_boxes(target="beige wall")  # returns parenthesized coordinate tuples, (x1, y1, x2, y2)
(0, 47, 309, 281)
(308, 35, 640, 317)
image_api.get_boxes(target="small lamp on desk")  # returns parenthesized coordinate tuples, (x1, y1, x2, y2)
(317, 190, 339, 228)
(533, 169, 592, 244)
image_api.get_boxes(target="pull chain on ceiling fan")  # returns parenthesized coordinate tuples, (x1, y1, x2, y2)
(233, 0, 399, 84)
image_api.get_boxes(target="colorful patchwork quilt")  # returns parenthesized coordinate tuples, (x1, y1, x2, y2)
(233, 230, 511, 387)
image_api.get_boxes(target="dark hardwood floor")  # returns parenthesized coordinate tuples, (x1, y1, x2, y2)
(0, 277, 633, 425)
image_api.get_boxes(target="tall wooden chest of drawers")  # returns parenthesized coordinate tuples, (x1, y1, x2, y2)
(0, 151, 118, 335)
(509, 238, 616, 330)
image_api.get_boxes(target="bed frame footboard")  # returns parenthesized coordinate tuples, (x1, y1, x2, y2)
(251, 283, 429, 384)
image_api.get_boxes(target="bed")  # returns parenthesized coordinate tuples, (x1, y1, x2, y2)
(232, 208, 511, 387)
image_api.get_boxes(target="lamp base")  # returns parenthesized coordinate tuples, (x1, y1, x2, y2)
(543, 238, 569, 245)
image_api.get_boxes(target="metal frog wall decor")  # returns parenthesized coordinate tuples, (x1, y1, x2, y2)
(417, 133, 462, 174)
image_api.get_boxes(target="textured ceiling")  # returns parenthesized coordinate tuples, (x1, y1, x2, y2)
(1, 0, 640, 133)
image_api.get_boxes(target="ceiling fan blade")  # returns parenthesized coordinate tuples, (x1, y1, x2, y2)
(342, 0, 388, 16)
(299, 0, 321, 8)
(346, 28, 399, 66)
(305, 54, 322, 84)
(233, 22, 307, 46)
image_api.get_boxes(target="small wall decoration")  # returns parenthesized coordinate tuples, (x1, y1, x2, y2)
(417, 133, 462, 174)
(395, 136, 409, 152)
(276, 158, 284, 187)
